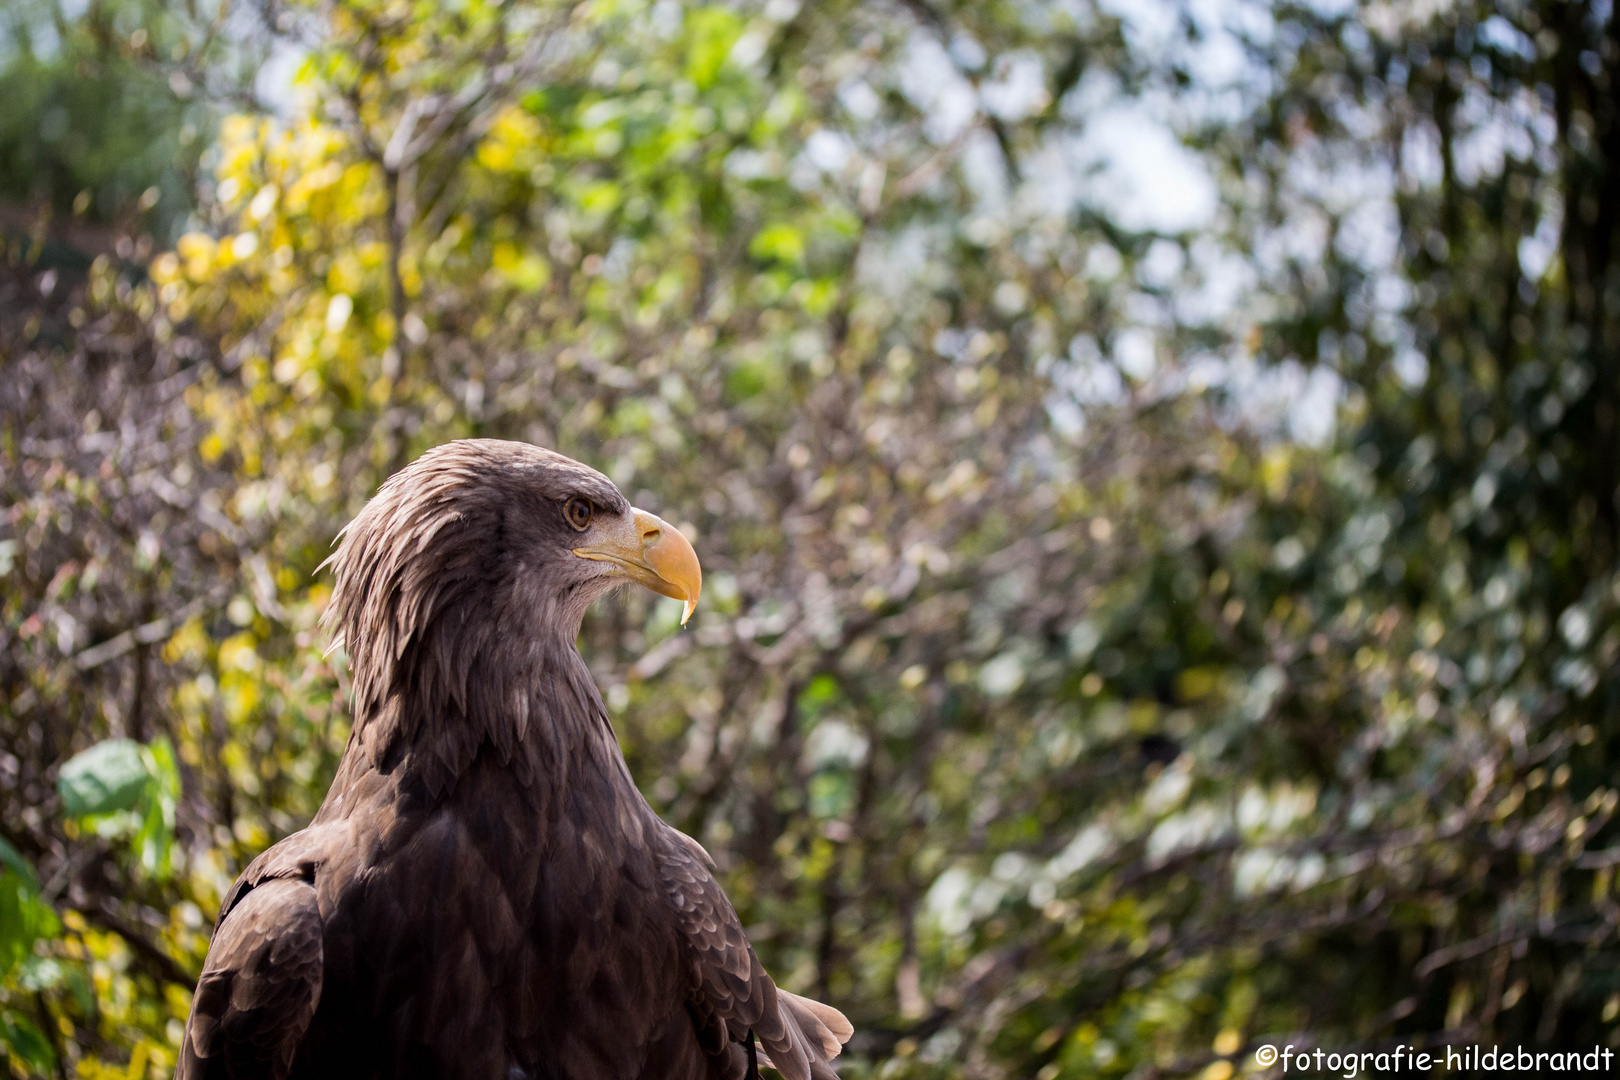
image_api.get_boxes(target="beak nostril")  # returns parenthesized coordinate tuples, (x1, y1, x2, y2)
(604, 506, 701, 623)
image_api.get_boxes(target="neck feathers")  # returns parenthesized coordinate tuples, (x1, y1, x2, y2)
(322, 475, 607, 798)
(352, 627, 610, 799)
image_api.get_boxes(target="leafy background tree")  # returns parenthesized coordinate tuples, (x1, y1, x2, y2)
(0, 0, 277, 259)
(2, 1, 1618, 1078)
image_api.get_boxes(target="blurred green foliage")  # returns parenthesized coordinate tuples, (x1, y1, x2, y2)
(0, 0, 276, 246)
(56, 739, 179, 880)
(0, 1, 196, 241)
(3, 1, 1620, 1078)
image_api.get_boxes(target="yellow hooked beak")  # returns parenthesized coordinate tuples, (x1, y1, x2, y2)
(572, 508, 702, 625)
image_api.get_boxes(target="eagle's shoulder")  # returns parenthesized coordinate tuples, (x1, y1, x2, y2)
(217, 824, 343, 926)
(180, 859, 326, 1079)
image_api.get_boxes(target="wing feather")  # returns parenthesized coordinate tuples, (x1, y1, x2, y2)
(178, 876, 324, 1080)
(657, 828, 852, 1080)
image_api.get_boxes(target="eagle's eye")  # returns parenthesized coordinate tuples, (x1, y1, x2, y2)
(564, 497, 594, 531)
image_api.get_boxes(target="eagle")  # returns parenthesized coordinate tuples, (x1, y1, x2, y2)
(177, 440, 852, 1080)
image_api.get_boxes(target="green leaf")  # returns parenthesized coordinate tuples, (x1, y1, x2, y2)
(147, 737, 182, 810)
(808, 770, 855, 819)
(798, 673, 842, 717)
(57, 738, 150, 817)
(723, 358, 770, 403)
(0, 837, 37, 891)
(576, 179, 621, 217)
(749, 223, 804, 265)
(133, 739, 180, 879)
(0, 860, 59, 979)
(684, 8, 743, 89)
(0, 1010, 56, 1077)
(796, 277, 839, 316)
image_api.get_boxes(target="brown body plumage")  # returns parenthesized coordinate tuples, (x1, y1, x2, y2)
(177, 440, 851, 1080)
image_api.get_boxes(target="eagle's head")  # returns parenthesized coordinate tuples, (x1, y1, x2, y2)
(320, 439, 701, 785)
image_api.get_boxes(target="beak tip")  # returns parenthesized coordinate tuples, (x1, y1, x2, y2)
(681, 599, 697, 626)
